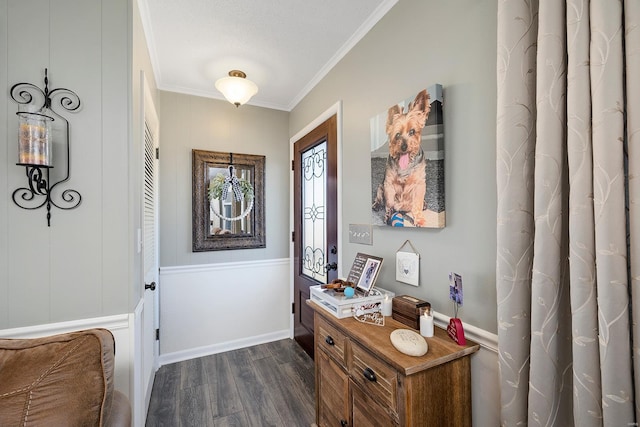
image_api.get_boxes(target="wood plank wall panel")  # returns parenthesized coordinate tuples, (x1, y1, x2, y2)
(100, 0, 134, 312)
(6, 0, 53, 327)
(49, 0, 104, 322)
(0, 1, 8, 328)
(1, 0, 132, 329)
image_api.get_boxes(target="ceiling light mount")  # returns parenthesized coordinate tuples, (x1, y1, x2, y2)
(215, 69, 258, 107)
(228, 70, 246, 78)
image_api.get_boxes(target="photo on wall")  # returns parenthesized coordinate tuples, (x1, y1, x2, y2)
(370, 84, 445, 228)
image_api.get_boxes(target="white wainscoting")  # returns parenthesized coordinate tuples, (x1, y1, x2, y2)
(158, 258, 291, 365)
(0, 311, 137, 409)
(132, 298, 153, 427)
(156, 259, 500, 426)
(0, 301, 159, 427)
(434, 312, 500, 427)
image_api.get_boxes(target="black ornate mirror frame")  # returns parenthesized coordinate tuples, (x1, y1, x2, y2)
(192, 149, 265, 251)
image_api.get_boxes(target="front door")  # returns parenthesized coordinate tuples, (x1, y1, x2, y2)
(293, 114, 338, 358)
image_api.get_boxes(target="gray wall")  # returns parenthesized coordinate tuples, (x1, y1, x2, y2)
(159, 91, 290, 266)
(1, 0, 498, 335)
(290, 0, 498, 332)
(0, 0, 140, 329)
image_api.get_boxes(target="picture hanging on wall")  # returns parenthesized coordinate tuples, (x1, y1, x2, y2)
(396, 239, 420, 286)
(370, 84, 445, 228)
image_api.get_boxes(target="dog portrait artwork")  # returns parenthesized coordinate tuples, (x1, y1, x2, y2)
(371, 85, 445, 228)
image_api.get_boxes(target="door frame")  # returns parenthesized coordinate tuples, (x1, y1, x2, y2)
(289, 101, 343, 338)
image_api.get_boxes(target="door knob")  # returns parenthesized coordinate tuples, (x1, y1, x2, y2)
(145, 282, 156, 291)
(324, 262, 337, 272)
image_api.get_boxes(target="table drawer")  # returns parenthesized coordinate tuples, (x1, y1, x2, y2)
(351, 382, 399, 427)
(316, 316, 347, 368)
(350, 340, 397, 413)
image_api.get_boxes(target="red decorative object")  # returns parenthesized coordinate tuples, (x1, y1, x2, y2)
(447, 318, 466, 345)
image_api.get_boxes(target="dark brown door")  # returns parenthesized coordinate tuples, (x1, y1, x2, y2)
(293, 115, 338, 358)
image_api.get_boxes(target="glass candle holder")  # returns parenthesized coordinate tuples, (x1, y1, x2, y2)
(17, 112, 53, 167)
(381, 294, 393, 316)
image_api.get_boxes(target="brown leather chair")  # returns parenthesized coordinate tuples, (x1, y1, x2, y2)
(0, 328, 131, 426)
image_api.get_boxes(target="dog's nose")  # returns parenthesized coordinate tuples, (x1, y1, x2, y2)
(401, 141, 407, 152)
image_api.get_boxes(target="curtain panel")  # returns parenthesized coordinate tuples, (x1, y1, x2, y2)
(496, 0, 639, 426)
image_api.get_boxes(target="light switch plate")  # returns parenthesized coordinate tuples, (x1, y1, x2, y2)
(349, 224, 372, 245)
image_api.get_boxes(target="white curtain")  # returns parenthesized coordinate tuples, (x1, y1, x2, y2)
(496, 0, 639, 425)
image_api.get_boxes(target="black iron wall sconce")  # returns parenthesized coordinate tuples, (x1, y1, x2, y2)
(10, 69, 82, 226)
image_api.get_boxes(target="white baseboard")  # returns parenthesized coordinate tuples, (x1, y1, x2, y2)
(158, 328, 291, 366)
(433, 311, 498, 353)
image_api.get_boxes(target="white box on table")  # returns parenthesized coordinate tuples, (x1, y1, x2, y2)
(310, 285, 395, 319)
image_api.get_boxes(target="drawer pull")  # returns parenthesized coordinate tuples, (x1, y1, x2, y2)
(325, 336, 335, 346)
(363, 367, 377, 382)
(340, 420, 348, 427)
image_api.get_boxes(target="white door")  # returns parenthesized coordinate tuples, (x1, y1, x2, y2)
(141, 71, 159, 422)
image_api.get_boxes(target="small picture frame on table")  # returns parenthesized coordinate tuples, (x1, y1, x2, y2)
(346, 253, 384, 295)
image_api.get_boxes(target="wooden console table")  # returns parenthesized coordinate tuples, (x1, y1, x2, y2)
(309, 301, 479, 427)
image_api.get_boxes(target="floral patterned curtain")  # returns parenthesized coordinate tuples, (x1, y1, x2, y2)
(496, 0, 639, 425)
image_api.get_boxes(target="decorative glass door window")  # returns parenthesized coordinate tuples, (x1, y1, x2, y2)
(301, 141, 327, 282)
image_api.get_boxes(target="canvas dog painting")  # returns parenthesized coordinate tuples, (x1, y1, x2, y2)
(373, 89, 430, 226)
(370, 85, 445, 228)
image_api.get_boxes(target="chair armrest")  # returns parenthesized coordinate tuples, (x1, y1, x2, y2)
(107, 390, 131, 427)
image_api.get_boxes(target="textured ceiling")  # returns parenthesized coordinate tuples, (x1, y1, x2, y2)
(138, 0, 397, 111)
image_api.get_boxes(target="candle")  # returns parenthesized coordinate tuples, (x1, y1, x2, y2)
(420, 308, 434, 337)
(381, 294, 392, 316)
(17, 113, 52, 166)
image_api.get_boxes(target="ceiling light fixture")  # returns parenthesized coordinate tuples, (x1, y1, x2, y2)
(215, 70, 258, 107)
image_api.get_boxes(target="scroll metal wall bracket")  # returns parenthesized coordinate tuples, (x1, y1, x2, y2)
(10, 69, 82, 226)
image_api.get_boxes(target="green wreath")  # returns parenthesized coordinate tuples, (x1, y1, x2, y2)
(208, 169, 254, 222)
(208, 173, 253, 200)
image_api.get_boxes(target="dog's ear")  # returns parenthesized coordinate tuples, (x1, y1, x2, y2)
(386, 104, 402, 132)
(408, 90, 431, 114)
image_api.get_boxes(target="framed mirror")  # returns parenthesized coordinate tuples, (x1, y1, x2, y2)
(192, 149, 265, 251)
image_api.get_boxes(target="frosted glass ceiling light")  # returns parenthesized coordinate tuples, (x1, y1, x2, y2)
(215, 70, 258, 107)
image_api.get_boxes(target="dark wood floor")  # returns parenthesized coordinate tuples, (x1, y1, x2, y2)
(145, 339, 315, 427)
